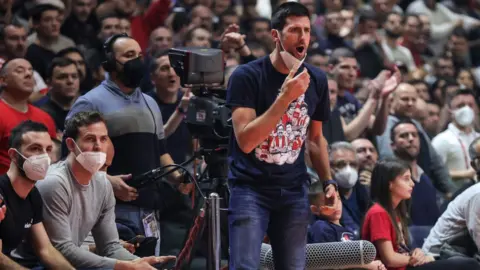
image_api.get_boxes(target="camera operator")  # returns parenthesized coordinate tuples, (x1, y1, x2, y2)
(65, 34, 188, 255)
(226, 3, 338, 269)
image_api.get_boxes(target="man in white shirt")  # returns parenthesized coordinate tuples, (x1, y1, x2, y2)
(423, 137, 480, 256)
(432, 89, 480, 189)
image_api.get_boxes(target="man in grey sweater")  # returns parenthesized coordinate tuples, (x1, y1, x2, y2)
(37, 111, 175, 269)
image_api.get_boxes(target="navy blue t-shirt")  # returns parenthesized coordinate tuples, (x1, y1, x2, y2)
(335, 91, 362, 124)
(308, 219, 356, 243)
(411, 174, 440, 226)
(226, 56, 330, 188)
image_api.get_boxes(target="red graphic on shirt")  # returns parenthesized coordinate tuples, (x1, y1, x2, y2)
(255, 94, 310, 165)
(341, 232, 353, 242)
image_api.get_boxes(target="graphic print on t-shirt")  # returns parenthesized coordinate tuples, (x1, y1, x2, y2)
(255, 94, 310, 165)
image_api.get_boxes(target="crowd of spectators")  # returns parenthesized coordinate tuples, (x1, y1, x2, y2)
(1, 0, 480, 269)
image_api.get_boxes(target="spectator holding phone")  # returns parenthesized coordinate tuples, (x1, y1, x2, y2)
(36, 111, 175, 269)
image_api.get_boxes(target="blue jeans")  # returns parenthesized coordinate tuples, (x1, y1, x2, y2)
(228, 183, 310, 270)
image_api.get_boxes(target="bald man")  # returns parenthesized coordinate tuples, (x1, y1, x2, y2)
(66, 35, 186, 255)
(423, 137, 480, 256)
(0, 59, 56, 174)
(376, 83, 456, 195)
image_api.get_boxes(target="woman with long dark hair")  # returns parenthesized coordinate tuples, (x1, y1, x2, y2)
(362, 159, 480, 270)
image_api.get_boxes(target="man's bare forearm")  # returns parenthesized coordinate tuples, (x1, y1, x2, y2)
(235, 94, 291, 153)
(164, 110, 184, 138)
(307, 136, 332, 182)
(0, 253, 27, 270)
(370, 97, 390, 135)
(41, 246, 74, 270)
(344, 98, 377, 141)
(160, 153, 182, 183)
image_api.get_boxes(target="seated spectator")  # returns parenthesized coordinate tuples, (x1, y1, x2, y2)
(308, 181, 386, 270)
(362, 159, 480, 270)
(391, 120, 440, 226)
(381, 12, 417, 73)
(323, 76, 346, 144)
(40, 57, 81, 135)
(0, 22, 48, 103)
(353, 9, 385, 79)
(0, 59, 57, 174)
(25, 1, 75, 79)
(421, 102, 441, 139)
(376, 83, 456, 196)
(37, 111, 175, 269)
(329, 142, 370, 236)
(329, 48, 397, 140)
(423, 137, 480, 257)
(0, 121, 73, 269)
(409, 79, 431, 101)
(432, 89, 480, 189)
(56, 47, 95, 93)
(352, 138, 378, 187)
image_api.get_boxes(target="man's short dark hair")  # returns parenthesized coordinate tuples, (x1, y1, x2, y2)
(452, 26, 468, 38)
(219, 8, 237, 21)
(271, 2, 310, 31)
(8, 121, 49, 149)
(307, 48, 327, 57)
(250, 17, 271, 31)
(46, 57, 78, 80)
(386, 11, 404, 23)
(0, 21, 25, 41)
(328, 47, 355, 66)
(184, 26, 208, 44)
(149, 49, 170, 73)
(358, 8, 377, 24)
(447, 88, 476, 107)
(97, 13, 120, 26)
(31, 5, 61, 23)
(390, 118, 418, 143)
(56, 47, 84, 59)
(64, 111, 105, 140)
(441, 78, 459, 99)
(408, 79, 428, 88)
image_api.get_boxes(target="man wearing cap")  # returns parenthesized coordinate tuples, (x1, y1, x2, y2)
(25, 0, 75, 79)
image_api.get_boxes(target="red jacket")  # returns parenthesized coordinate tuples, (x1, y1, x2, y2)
(131, 0, 170, 52)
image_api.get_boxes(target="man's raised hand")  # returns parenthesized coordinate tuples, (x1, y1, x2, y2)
(280, 63, 310, 102)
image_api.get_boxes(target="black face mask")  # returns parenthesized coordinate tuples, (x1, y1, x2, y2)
(385, 29, 402, 39)
(116, 57, 145, 89)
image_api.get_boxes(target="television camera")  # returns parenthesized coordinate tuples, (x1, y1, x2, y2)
(168, 47, 231, 181)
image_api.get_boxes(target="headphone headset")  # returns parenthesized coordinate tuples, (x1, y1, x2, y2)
(102, 33, 130, 72)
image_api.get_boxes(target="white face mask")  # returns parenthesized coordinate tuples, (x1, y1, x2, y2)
(15, 150, 51, 181)
(73, 141, 106, 174)
(334, 165, 358, 189)
(275, 30, 307, 70)
(453, 105, 475, 127)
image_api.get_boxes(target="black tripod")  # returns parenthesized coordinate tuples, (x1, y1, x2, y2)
(172, 139, 230, 270)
